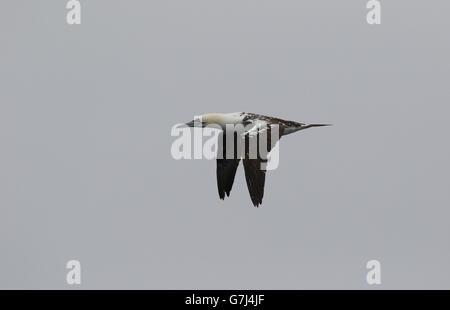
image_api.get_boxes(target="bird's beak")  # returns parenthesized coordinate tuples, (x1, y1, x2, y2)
(181, 119, 206, 128)
(185, 120, 195, 127)
(175, 122, 189, 129)
(175, 120, 195, 128)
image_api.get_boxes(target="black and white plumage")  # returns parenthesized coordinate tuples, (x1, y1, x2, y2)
(183, 112, 330, 207)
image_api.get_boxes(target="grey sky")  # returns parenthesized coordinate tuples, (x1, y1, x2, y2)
(1, 0, 449, 289)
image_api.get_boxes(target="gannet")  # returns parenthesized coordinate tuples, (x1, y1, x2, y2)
(181, 112, 330, 207)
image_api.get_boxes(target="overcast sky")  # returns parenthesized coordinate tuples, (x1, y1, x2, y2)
(1, 0, 449, 289)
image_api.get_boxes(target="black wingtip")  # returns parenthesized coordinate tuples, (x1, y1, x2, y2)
(250, 197, 262, 207)
(219, 191, 225, 200)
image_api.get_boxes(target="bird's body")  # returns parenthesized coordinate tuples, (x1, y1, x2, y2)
(182, 112, 329, 207)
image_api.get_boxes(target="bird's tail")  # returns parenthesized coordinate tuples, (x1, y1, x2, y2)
(300, 123, 332, 130)
(283, 123, 331, 135)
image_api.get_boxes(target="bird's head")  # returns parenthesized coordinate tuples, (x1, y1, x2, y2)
(183, 113, 228, 128)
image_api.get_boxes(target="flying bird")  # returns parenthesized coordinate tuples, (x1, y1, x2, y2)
(181, 112, 330, 207)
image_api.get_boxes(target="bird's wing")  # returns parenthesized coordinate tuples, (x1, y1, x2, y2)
(242, 123, 281, 207)
(216, 131, 241, 200)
